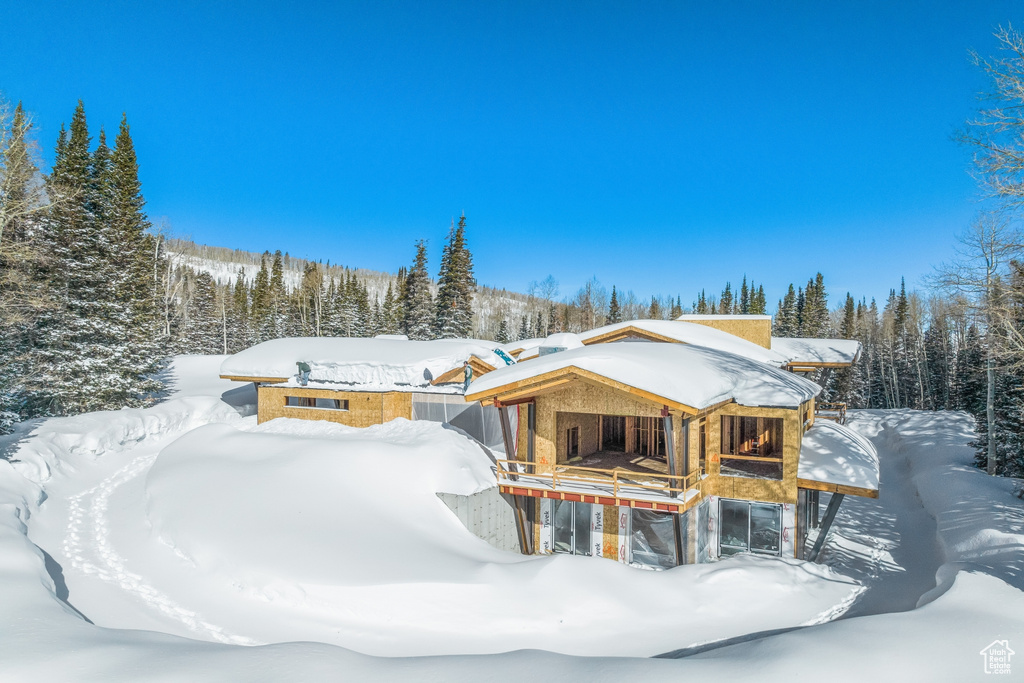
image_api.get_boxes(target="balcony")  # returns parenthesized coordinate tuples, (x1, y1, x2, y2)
(495, 455, 703, 514)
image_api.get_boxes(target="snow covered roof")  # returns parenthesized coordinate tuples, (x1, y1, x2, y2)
(772, 337, 862, 367)
(578, 320, 790, 367)
(798, 420, 879, 497)
(220, 337, 505, 392)
(467, 343, 820, 413)
(675, 314, 772, 321)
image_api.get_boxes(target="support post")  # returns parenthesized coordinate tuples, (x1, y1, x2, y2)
(663, 410, 684, 566)
(498, 402, 533, 555)
(806, 493, 844, 562)
(796, 489, 808, 559)
(810, 489, 820, 528)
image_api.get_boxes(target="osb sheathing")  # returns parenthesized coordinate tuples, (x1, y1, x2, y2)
(258, 386, 413, 427)
(603, 504, 621, 560)
(515, 379, 687, 474)
(555, 412, 600, 460)
(683, 317, 772, 349)
(701, 399, 811, 504)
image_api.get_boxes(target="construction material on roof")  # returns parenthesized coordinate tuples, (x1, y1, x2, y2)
(578, 319, 789, 366)
(220, 337, 503, 389)
(798, 419, 879, 497)
(467, 343, 820, 412)
(772, 337, 862, 367)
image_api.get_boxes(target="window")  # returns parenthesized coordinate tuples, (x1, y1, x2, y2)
(566, 426, 580, 457)
(719, 415, 783, 480)
(552, 499, 591, 556)
(719, 499, 782, 556)
(630, 509, 677, 569)
(285, 396, 349, 410)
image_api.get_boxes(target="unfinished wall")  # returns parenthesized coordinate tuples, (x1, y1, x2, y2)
(676, 315, 772, 349)
(555, 412, 600, 460)
(258, 386, 413, 426)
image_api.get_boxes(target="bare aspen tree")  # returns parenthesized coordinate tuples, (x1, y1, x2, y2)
(934, 215, 1021, 475)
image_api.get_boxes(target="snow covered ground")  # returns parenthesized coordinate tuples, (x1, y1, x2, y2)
(0, 359, 1021, 680)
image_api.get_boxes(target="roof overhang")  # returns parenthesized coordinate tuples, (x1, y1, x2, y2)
(797, 477, 878, 499)
(220, 374, 288, 383)
(465, 364, 704, 414)
(581, 326, 683, 346)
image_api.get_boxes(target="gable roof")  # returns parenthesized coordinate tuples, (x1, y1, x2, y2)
(772, 337, 862, 368)
(220, 337, 504, 391)
(578, 320, 790, 367)
(466, 343, 820, 413)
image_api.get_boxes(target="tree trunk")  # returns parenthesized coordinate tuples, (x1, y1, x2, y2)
(987, 354, 997, 475)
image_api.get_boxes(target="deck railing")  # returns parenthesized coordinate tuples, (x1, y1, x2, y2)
(814, 401, 847, 425)
(495, 459, 702, 499)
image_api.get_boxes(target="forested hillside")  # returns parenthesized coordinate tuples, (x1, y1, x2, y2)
(6, 21, 1024, 484)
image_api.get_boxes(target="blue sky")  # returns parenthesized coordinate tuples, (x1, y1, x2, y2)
(2, 1, 1020, 308)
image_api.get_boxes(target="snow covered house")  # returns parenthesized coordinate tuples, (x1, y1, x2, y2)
(219, 337, 511, 446)
(465, 340, 879, 569)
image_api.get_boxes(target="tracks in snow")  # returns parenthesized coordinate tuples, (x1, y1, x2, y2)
(61, 448, 259, 646)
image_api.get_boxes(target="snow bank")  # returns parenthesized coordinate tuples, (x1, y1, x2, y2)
(137, 416, 860, 656)
(219, 337, 504, 389)
(6, 397, 241, 484)
(771, 337, 862, 365)
(799, 419, 880, 492)
(469, 343, 821, 409)
(580, 319, 790, 366)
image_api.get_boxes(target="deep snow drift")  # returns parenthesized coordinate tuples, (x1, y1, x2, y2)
(0, 357, 1021, 681)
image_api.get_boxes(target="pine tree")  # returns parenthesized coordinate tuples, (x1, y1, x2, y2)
(495, 318, 511, 344)
(670, 295, 683, 319)
(739, 276, 750, 314)
(773, 284, 797, 336)
(648, 296, 661, 320)
(608, 285, 622, 323)
(720, 282, 733, 314)
(402, 240, 434, 340)
(518, 315, 530, 341)
(30, 101, 133, 413)
(109, 114, 162, 390)
(434, 213, 475, 338)
(831, 294, 857, 403)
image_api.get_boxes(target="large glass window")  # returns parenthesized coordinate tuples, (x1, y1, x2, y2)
(552, 500, 592, 556)
(718, 499, 782, 556)
(285, 396, 348, 410)
(630, 509, 677, 569)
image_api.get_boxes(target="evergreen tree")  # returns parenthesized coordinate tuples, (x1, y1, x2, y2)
(607, 285, 622, 323)
(648, 296, 661, 319)
(31, 101, 133, 413)
(751, 285, 767, 314)
(831, 294, 858, 403)
(739, 276, 750, 314)
(720, 282, 733, 314)
(434, 213, 475, 338)
(401, 240, 434, 340)
(773, 284, 798, 336)
(518, 315, 530, 341)
(495, 318, 511, 344)
(670, 295, 683, 319)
